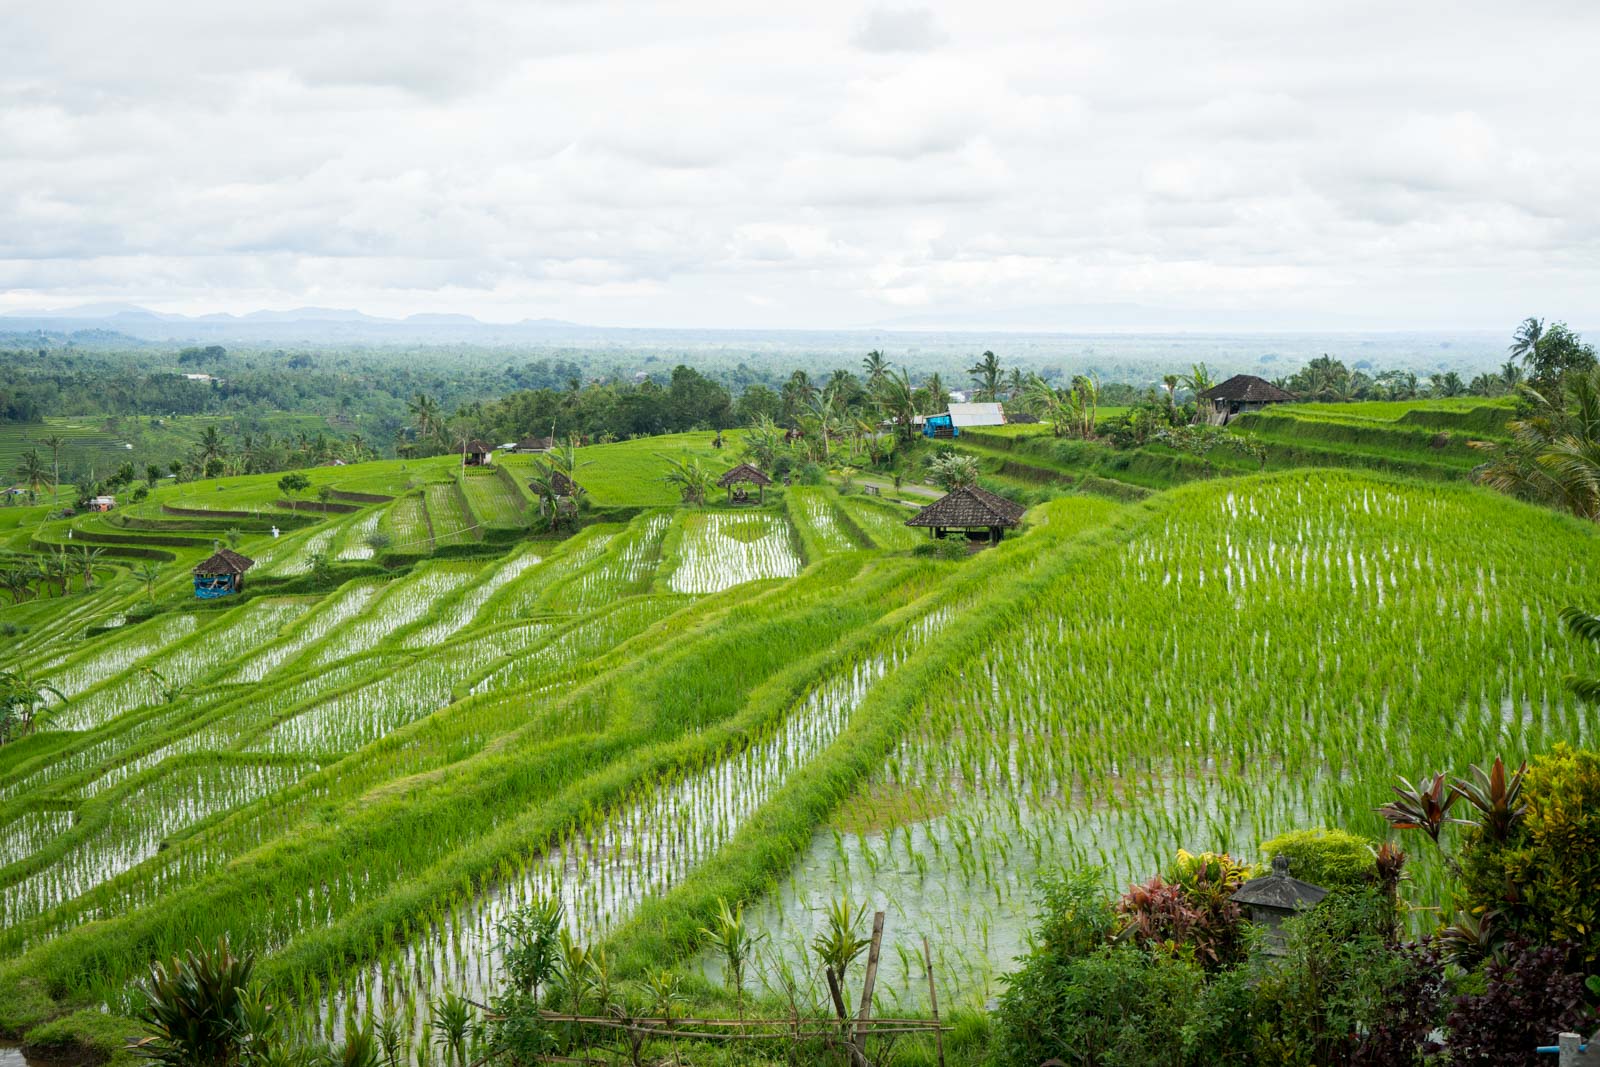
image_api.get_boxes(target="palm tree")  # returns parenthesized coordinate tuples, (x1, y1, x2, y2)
(0, 669, 65, 744)
(133, 561, 163, 602)
(803, 393, 841, 462)
(14, 449, 48, 502)
(874, 370, 917, 441)
(1501, 360, 1525, 390)
(1162, 374, 1180, 410)
(861, 350, 890, 386)
(196, 425, 228, 473)
(1473, 366, 1600, 520)
(660, 456, 714, 507)
(40, 434, 65, 506)
(407, 393, 442, 443)
(1005, 367, 1026, 401)
(1182, 363, 1216, 423)
(967, 351, 1003, 402)
(923, 372, 949, 414)
(1508, 317, 1544, 366)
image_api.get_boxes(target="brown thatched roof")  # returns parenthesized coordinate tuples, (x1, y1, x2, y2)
(193, 547, 255, 576)
(531, 470, 580, 495)
(905, 485, 1026, 528)
(717, 462, 771, 487)
(514, 436, 554, 452)
(1198, 374, 1296, 404)
(464, 439, 494, 454)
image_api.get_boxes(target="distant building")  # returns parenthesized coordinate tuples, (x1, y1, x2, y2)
(89, 495, 116, 511)
(921, 402, 1006, 439)
(1197, 375, 1296, 425)
(511, 436, 555, 454)
(463, 439, 495, 466)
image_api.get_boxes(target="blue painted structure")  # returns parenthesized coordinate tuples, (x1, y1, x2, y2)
(194, 574, 239, 598)
(921, 413, 956, 439)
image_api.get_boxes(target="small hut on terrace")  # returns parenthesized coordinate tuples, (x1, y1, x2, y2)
(193, 546, 255, 598)
(905, 484, 1026, 544)
(1197, 375, 1296, 425)
(717, 462, 771, 505)
(463, 440, 495, 466)
(512, 436, 554, 454)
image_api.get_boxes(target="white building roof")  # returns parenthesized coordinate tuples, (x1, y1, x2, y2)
(946, 402, 1006, 428)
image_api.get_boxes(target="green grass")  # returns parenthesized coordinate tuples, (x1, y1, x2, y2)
(500, 432, 745, 507)
(1, 419, 1596, 1066)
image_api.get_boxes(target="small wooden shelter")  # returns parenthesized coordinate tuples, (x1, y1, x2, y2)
(512, 436, 554, 454)
(193, 546, 255, 599)
(906, 485, 1026, 544)
(1197, 374, 1296, 425)
(463, 439, 495, 466)
(717, 462, 771, 505)
(1230, 855, 1328, 954)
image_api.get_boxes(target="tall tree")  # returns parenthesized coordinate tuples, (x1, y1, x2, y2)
(874, 370, 917, 442)
(967, 351, 1004, 402)
(39, 433, 65, 506)
(14, 449, 48, 502)
(1473, 366, 1600, 521)
(407, 392, 442, 443)
(861, 350, 890, 386)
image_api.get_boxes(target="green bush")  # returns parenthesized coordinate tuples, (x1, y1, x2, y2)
(912, 538, 967, 561)
(1460, 744, 1600, 963)
(1260, 827, 1377, 888)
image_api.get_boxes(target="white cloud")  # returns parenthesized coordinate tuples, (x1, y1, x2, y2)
(2, 0, 1599, 328)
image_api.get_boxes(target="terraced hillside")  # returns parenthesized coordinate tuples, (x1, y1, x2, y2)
(1, 432, 1597, 1065)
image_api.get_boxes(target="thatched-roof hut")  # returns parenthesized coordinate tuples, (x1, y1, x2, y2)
(717, 462, 771, 504)
(512, 436, 554, 454)
(463, 439, 495, 466)
(905, 485, 1026, 544)
(1197, 375, 1296, 425)
(193, 547, 255, 598)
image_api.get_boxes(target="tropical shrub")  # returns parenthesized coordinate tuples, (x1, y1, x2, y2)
(1118, 851, 1249, 970)
(1459, 745, 1600, 963)
(1261, 827, 1378, 889)
(133, 937, 267, 1067)
(1445, 939, 1591, 1066)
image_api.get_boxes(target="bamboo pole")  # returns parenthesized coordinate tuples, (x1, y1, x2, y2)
(853, 910, 886, 1055)
(923, 935, 945, 1067)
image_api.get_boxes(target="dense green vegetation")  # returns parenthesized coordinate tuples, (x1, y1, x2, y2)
(2, 322, 1599, 1066)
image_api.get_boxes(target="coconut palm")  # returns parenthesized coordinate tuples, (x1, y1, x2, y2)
(1473, 366, 1600, 520)
(407, 393, 442, 443)
(967, 350, 1004, 402)
(0, 565, 34, 604)
(874, 370, 917, 442)
(196, 425, 228, 472)
(1508, 317, 1544, 365)
(14, 449, 48, 502)
(861, 350, 890, 386)
(40, 433, 65, 506)
(804, 392, 842, 462)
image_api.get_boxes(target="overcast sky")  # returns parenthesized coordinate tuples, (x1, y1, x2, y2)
(3, 1, 1598, 330)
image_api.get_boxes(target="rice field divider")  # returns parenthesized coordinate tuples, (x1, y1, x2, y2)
(299, 561, 948, 1047)
(20, 585, 768, 934)
(594, 540, 1068, 982)
(527, 511, 673, 615)
(784, 486, 868, 562)
(0, 750, 322, 930)
(39, 557, 904, 1014)
(45, 597, 318, 732)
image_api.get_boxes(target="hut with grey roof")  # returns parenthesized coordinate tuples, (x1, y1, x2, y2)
(905, 484, 1026, 545)
(1197, 374, 1296, 425)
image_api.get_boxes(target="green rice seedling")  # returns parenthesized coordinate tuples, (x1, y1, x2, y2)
(665, 512, 802, 593)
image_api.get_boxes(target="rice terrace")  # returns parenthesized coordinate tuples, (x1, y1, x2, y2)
(2, 324, 1600, 1067)
(6, 4, 1600, 1058)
